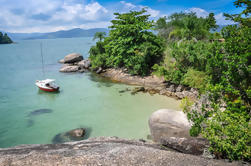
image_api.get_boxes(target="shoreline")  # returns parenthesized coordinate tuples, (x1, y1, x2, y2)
(99, 68, 199, 100)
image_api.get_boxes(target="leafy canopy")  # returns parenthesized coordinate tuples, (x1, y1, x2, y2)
(90, 9, 164, 76)
(155, 12, 218, 40)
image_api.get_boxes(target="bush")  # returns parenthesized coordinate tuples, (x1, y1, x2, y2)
(203, 110, 251, 161)
(181, 68, 209, 91)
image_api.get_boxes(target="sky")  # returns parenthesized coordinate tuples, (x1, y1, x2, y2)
(0, 0, 241, 33)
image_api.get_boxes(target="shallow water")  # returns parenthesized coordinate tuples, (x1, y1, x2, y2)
(0, 38, 180, 148)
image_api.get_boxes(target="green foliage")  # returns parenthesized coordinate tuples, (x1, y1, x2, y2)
(180, 97, 194, 112)
(181, 68, 209, 90)
(89, 9, 164, 76)
(185, 0, 251, 161)
(155, 12, 218, 41)
(0, 32, 13, 44)
(203, 108, 251, 161)
(153, 40, 212, 85)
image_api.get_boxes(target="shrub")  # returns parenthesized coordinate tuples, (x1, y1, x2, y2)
(181, 68, 209, 91)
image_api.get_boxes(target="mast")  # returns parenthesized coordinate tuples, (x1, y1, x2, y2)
(40, 42, 45, 77)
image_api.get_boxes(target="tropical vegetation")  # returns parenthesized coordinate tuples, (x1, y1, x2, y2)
(90, 9, 164, 76)
(89, 0, 250, 161)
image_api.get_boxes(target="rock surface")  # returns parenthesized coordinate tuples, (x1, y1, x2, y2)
(77, 59, 91, 69)
(0, 137, 242, 166)
(58, 54, 91, 73)
(59, 65, 80, 72)
(161, 137, 209, 155)
(149, 109, 192, 142)
(64, 53, 83, 63)
(67, 128, 86, 138)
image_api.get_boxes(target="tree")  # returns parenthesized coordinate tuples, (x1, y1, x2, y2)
(206, 13, 218, 30)
(93, 32, 106, 41)
(90, 9, 164, 76)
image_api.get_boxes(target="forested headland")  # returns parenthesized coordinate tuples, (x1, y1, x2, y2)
(0, 32, 13, 44)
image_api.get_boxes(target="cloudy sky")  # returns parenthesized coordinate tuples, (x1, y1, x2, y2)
(0, 0, 240, 33)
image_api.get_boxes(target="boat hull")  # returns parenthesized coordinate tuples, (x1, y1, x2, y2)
(38, 87, 59, 92)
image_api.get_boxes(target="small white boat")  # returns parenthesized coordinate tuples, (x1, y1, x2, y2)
(35, 79, 60, 92)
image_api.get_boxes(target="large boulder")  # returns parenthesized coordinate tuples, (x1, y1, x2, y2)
(149, 109, 191, 142)
(59, 65, 79, 72)
(64, 53, 83, 63)
(77, 59, 91, 69)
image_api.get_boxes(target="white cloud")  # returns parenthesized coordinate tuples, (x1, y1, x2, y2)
(145, 7, 160, 17)
(215, 13, 234, 25)
(0, 0, 111, 33)
(118, 1, 160, 18)
(81, 2, 108, 20)
(120, 1, 136, 10)
(186, 8, 209, 18)
(0, 0, 234, 33)
(186, 7, 235, 25)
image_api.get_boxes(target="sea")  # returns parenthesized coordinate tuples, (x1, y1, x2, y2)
(0, 37, 180, 148)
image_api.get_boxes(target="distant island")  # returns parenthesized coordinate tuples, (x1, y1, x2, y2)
(0, 32, 13, 44)
(2, 28, 109, 40)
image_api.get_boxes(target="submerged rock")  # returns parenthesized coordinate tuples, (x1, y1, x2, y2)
(52, 128, 90, 144)
(118, 88, 131, 93)
(149, 109, 191, 143)
(28, 109, 53, 117)
(59, 65, 80, 72)
(64, 53, 83, 63)
(68, 128, 86, 138)
(131, 87, 145, 95)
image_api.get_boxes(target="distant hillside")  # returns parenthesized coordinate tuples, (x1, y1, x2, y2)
(3, 28, 109, 40)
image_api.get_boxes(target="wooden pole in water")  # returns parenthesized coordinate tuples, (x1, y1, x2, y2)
(40, 42, 45, 77)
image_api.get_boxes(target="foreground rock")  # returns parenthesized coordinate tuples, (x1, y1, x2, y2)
(64, 53, 83, 63)
(149, 109, 192, 142)
(59, 65, 79, 72)
(100, 68, 198, 99)
(161, 137, 209, 155)
(0, 137, 241, 166)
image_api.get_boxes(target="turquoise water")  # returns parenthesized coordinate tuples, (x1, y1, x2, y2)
(0, 38, 180, 148)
